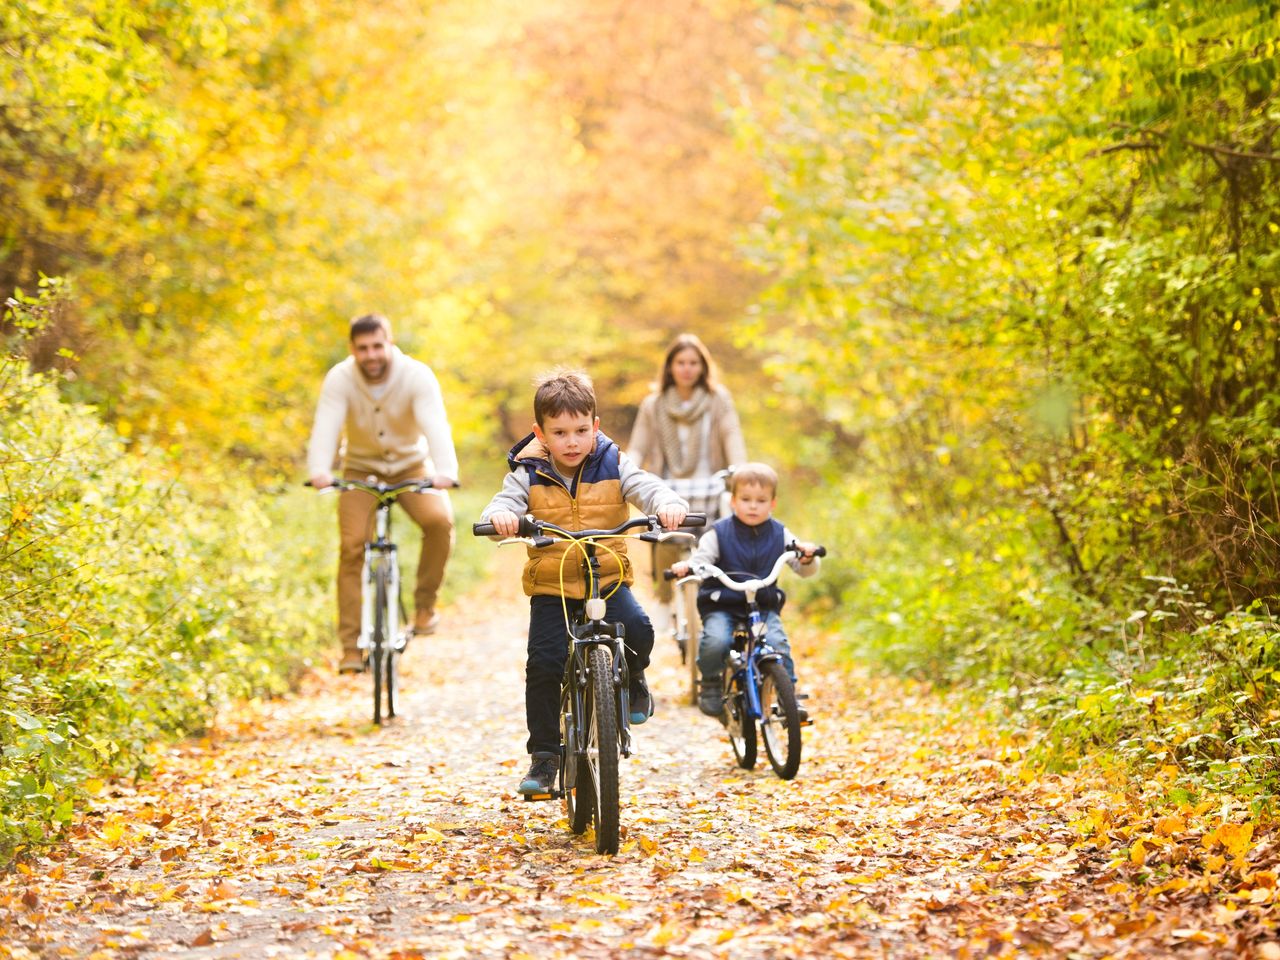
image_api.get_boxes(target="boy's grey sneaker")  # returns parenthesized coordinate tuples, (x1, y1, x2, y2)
(629, 673, 654, 725)
(698, 687, 724, 717)
(518, 752, 559, 796)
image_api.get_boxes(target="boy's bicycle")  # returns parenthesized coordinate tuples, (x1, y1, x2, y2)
(666, 541, 826, 780)
(311, 477, 455, 725)
(473, 512, 703, 854)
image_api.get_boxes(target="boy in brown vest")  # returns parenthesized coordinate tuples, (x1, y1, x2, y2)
(482, 370, 688, 796)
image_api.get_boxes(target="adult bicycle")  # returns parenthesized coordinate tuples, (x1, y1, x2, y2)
(474, 512, 703, 854)
(666, 541, 826, 780)
(311, 477, 455, 725)
(662, 467, 733, 705)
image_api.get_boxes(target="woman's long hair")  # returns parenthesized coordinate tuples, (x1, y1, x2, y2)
(658, 333, 718, 393)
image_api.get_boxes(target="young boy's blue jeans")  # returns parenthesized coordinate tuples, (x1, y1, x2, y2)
(525, 586, 654, 756)
(697, 609, 796, 686)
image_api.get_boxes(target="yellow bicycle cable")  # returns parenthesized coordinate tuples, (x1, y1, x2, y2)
(551, 530, 639, 634)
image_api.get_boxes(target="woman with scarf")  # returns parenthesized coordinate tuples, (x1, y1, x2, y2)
(628, 334, 748, 676)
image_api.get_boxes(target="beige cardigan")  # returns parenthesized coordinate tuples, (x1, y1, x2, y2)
(627, 383, 747, 477)
(306, 346, 459, 479)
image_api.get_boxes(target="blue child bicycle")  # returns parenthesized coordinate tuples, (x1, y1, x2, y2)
(667, 541, 826, 780)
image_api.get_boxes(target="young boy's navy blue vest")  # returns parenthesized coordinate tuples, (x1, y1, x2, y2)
(696, 515, 787, 616)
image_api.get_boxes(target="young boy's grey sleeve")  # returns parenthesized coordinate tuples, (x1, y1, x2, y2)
(782, 525, 822, 577)
(689, 529, 720, 569)
(480, 470, 532, 521)
(619, 453, 689, 514)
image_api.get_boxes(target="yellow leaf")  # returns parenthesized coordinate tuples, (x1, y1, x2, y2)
(1219, 823, 1254, 858)
(651, 922, 682, 946)
(1130, 840, 1148, 866)
(1155, 815, 1185, 836)
(716, 930, 735, 944)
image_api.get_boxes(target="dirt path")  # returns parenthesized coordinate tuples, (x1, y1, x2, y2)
(2, 574, 1277, 959)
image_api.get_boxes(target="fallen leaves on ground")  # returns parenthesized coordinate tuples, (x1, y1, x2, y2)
(3, 578, 1280, 959)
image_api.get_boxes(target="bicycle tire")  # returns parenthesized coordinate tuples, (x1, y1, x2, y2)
(680, 581, 700, 706)
(384, 641, 399, 719)
(724, 669, 756, 770)
(563, 661, 594, 834)
(586, 645, 620, 854)
(372, 568, 387, 726)
(759, 660, 802, 779)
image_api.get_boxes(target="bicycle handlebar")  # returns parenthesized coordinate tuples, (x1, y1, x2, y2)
(306, 477, 459, 497)
(665, 541, 827, 586)
(472, 513, 706, 540)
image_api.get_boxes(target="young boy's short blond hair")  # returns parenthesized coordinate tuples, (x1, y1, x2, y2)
(533, 369, 596, 426)
(729, 462, 779, 497)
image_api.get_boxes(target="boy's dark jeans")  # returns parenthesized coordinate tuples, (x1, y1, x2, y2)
(525, 586, 654, 755)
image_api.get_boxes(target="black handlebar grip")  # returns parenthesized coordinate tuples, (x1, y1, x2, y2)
(814, 546, 827, 558)
(662, 570, 678, 581)
(472, 522, 497, 536)
(683, 513, 707, 528)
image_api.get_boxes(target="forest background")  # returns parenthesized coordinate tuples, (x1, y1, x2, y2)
(3, 0, 1280, 861)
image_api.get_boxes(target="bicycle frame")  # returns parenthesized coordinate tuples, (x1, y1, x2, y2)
(683, 553, 796, 721)
(564, 537, 633, 755)
(360, 500, 404, 654)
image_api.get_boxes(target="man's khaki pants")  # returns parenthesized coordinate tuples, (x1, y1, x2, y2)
(337, 466, 454, 654)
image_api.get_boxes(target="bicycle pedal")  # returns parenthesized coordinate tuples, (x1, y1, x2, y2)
(800, 718, 815, 727)
(795, 692, 810, 700)
(522, 791, 558, 802)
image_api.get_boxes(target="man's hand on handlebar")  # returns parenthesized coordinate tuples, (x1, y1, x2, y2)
(429, 474, 459, 489)
(487, 510, 523, 538)
(669, 561, 691, 578)
(309, 472, 335, 490)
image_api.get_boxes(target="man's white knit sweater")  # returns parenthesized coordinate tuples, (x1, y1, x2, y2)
(307, 345, 459, 480)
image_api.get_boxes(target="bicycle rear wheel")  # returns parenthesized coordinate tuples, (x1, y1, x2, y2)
(760, 660, 802, 779)
(724, 670, 757, 770)
(585, 645, 619, 854)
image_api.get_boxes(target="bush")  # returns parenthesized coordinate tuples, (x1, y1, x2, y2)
(0, 351, 330, 859)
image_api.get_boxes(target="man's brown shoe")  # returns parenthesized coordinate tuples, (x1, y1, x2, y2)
(413, 611, 440, 636)
(338, 651, 365, 674)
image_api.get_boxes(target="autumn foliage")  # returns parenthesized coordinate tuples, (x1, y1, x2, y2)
(4, 0, 1280, 876)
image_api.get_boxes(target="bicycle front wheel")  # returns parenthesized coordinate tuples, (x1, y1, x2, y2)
(724, 670, 757, 770)
(383, 642, 400, 719)
(760, 660, 802, 779)
(563, 668, 595, 835)
(371, 569, 388, 726)
(585, 645, 619, 854)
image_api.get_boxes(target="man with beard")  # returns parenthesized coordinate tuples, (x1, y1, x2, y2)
(307, 313, 459, 672)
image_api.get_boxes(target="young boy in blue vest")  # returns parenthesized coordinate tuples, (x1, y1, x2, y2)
(670, 462, 821, 718)
(481, 370, 688, 796)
